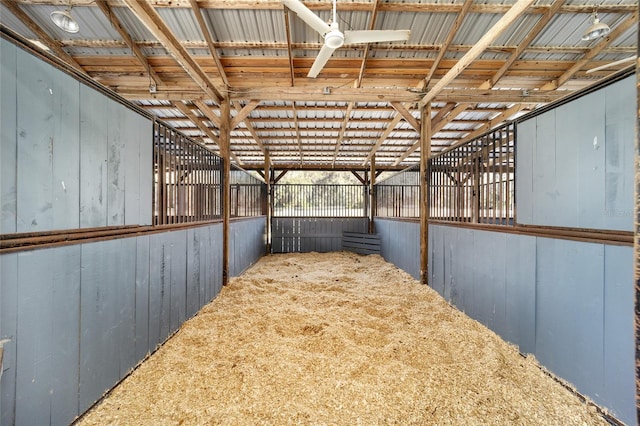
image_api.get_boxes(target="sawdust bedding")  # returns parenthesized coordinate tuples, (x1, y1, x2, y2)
(77, 251, 607, 425)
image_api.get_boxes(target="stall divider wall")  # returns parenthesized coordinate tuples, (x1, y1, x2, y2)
(0, 37, 264, 425)
(374, 73, 636, 425)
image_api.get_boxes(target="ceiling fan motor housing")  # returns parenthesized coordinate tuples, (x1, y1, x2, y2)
(324, 22, 344, 48)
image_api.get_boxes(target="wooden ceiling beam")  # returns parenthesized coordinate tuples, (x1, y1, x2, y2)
(95, 0, 161, 86)
(174, 101, 243, 165)
(230, 99, 260, 129)
(332, 102, 355, 167)
(121, 0, 223, 104)
(189, 0, 228, 86)
(393, 102, 472, 165)
(479, 0, 567, 90)
(232, 100, 269, 165)
(540, 11, 638, 90)
(420, 0, 535, 106)
(193, 100, 221, 128)
(19, 1, 634, 14)
(421, 0, 473, 89)
(390, 102, 420, 132)
(1, 0, 86, 74)
(363, 113, 404, 166)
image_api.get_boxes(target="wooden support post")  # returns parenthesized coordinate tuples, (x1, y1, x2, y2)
(634, 45, 640, 426)
(363, 170, 369, 219)
(220, 98, 231, 285)
(420, 103, 432, 285)
(369, 157, 376, 233)
(264, 153, 271, 254)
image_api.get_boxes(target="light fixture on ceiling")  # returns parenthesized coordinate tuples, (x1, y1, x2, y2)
(50, 6, 79, 34)
(581, 11, 610, 41)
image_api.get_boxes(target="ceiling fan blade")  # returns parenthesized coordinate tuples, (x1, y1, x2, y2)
(344, 29, 410, 45)
(283, 0, 332, 36)
(586, 55, 636, 74)
(308, 43, 337, 78)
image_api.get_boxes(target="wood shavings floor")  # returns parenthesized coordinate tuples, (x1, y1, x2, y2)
(76, 252, 607, 425)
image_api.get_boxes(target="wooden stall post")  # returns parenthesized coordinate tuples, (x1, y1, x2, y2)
(264, 152, 271, 254)
(634, 37, 640, 425)
(220, 97, 231, 285)
(420, 103, 432, 285)
(369, 157, 376, 233)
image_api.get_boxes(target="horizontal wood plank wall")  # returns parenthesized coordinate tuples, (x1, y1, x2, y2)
(271, 218, 368, 253)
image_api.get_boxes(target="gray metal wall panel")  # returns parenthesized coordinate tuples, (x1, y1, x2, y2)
(517, 75, 634, 231)
(135, 235, 151, 361)
(79, 239, 135, 412)
(149, 233, 171, 347)
(138, 122, 153, 226)
(374, 219, 420, 280)
(230, 218, 265, 276)
(187, 228, 202, 318)
(14, 247, 81, 426)
(16, 49, 80, 232)
(79, 84, 109, 228)
(604, 78, 635, 230)
(602, 245, 635, 425)
(428, 223, 445, 295)
(515, 119, 534, 225)
(107, 102, 126, 226)
(211, 224, 224, 298)
(170, 231, 187, 334)
(532, 111, 559, 226)
(1, 39, 17, 234)
(534, 238, 605, 402)
(504, 233, 536, 354)
(1, 254, 18, 426)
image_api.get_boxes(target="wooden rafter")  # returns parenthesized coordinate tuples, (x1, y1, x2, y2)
(331, 102, 356, 167)
(232, 100, 270, 165)
(421, 0, 473, 89)
(478, 0, 567, 90)
(1, 0, 86, 74)
(420, 0, 536, 106)
(540, 11, 639, 90)
(283, 7, 296, 87)
(230, 99, 260, 129)
(122, 0, 223, 103)
(193, 100, 221, 128)
(291, 103, 303, 164)
(391, 102, 420, 132)
(363, 113, 404, 166)
(95, 0, 161, 85)
(189, 0, 228, 87)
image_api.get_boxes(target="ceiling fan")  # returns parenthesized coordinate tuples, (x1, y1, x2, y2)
(283, 0, 410, 78)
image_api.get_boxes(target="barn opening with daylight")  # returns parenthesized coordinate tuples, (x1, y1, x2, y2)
(0, 0, 638, 425)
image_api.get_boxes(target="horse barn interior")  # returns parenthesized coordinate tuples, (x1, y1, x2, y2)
(0, 0, 638, 424)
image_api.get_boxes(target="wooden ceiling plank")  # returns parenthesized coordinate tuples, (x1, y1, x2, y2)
(421, 0, 473, 89)
(2, 0, 87, 74)
(95, 0, 161, 85)
(189, 0, 228, 86)
(540, 11, 638, 90)
(420, 0, 536, 106)
(121, 0, 222, 103)
(478, 0, 567, 90)
(230, 99, 260, 129)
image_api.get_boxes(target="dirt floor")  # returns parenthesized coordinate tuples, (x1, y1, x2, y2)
(77, 252, 607, 425)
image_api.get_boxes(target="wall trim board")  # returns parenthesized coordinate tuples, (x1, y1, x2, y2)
(0, 221, 224, 254)
(428, 220, 632, 246)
